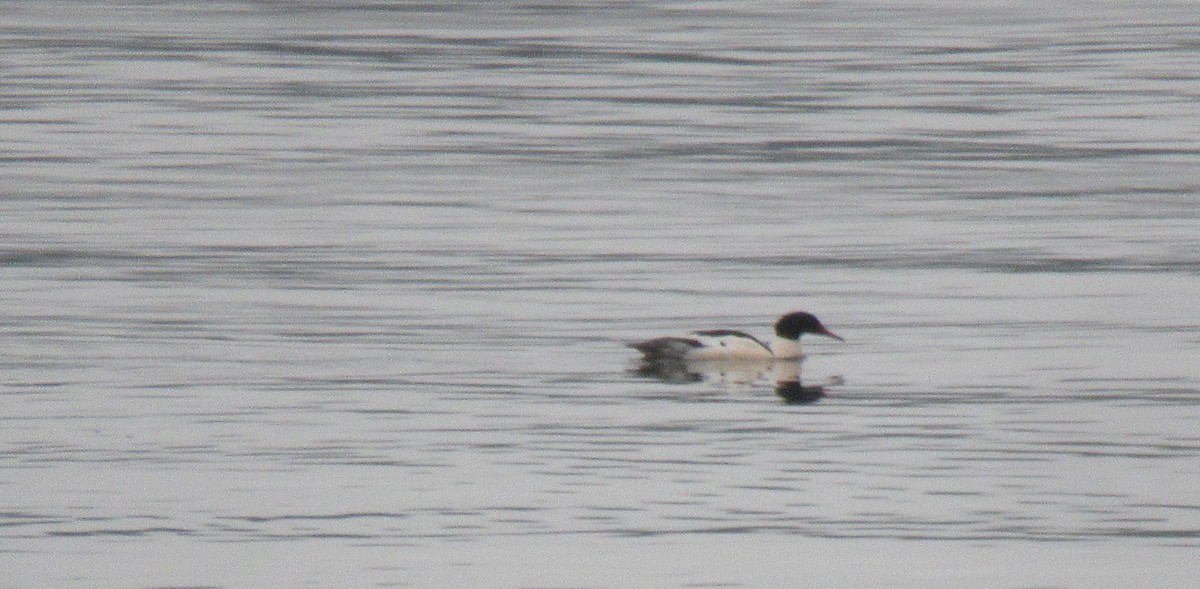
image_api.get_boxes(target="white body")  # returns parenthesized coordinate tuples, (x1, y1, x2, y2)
(684, 334, 802, 361)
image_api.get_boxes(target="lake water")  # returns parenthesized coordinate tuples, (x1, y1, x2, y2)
(2, 1, 1199, 587)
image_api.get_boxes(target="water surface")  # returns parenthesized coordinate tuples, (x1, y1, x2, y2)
(2, 1, 1199, 587)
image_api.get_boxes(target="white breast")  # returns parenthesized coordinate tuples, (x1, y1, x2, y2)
(686, 334, 775, 360)
(768, 336, 803, 359)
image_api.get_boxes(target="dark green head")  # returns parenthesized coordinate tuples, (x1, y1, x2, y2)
(774, 312, 843, 342)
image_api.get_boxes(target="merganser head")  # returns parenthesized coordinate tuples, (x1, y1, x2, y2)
(775, 312, 844, 342)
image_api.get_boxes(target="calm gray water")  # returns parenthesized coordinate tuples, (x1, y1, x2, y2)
(2, 1, 1199, 587)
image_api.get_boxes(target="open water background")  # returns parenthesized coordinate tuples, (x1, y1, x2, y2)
(2, 1, 1199, 587)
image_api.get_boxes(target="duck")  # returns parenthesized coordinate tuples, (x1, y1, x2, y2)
(629, 311, 843, 361)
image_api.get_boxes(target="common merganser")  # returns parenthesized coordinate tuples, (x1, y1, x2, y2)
(629, 311, 843, 361)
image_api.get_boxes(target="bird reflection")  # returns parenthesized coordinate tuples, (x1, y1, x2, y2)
(774, 378, 827, 405)
(630, 357, 835, 404)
